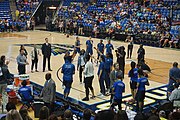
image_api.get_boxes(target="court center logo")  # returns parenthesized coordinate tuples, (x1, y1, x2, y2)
(14, 44, 75, 56)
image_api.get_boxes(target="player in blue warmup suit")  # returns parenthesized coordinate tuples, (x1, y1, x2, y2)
(135, 69, 149, 112)
(61, 57, 75, 99)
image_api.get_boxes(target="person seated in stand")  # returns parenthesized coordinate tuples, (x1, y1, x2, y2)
(169, 35, 179, 48)
(169, 83, 180, 102)
(160, 32, 171, 47)
(18, 80, 33, 107)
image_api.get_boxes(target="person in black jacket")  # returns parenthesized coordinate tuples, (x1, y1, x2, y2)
(41, 38, 52, 72)
(116, 46, 126, 78)
(0, 55, 10, 113)
(137, 44, 145, 64)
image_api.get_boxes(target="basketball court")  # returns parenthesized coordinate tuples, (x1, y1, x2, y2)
(0, 30, 180, 113)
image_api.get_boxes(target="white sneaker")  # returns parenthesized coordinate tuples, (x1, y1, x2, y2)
(97, 93, 105, 98)
(106, 89, 110, 93)
(62, 85, 65, 89)
(100, 94, 105, 98)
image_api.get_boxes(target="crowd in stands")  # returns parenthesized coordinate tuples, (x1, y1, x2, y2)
(1, 101, 180, 120)
(53, 0, 180, 48)
(0, 0, 38, 32)
(16, 0, 39, 21)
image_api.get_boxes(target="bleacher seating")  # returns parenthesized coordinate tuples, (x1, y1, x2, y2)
(0, 0, 12, 21)
(16, 0, 40, 20)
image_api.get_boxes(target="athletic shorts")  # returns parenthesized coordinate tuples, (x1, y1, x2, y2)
(84, 76, 94, 88)
(135, 90, 145, 102)
(130, 81, 137, 90)
(63, 80, 73, 88)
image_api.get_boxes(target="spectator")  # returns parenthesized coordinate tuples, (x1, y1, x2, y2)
(30, 44, 41, 73)
(0, 55, 10, 112)
(6, 102, 16, 112)
(19, 45, 28, 58)
(167, 62, 180, 98)
(64, 109, 73, 120)
(6, 109, 23, 120)
(116, 46, 126, 78)
(19, 108, 33, 120)
(94, 110, 115, 120)
(148, 115, 160, 120)
(169, 83, 180, 102)
(137, 44, 145, 64)
(39, 106, 50, 120)
(82, 109, 91, 120)
(78, 22, 83, 35)
(75, 37, 81, 54)
(169, 35, 179, 48)
(40, 73, 56, 114)
(134, 112, 146, 120)
(18, 80, 33, 108)
(114, 110, 128, 120)
(168, 111, 180, 120)
(126, 35, 134, 59)
(48, 114, 58, 120)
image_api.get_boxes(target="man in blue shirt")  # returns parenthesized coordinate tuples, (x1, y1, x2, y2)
(97, 55, 106, 96)
(16, 49, 29, 74)
(95, 47, 113, 93)
(97, 39, 104, 61)
(111, 72, 125, 110)
(86, 37, 93, 56)
(128, 61, 138, 99)
(18, 80, 33, 108)
(167, 62, 180, 98)
(61, 58, 75, 99)
(104, 53, 113, 92)
(105, 40, 114, 58)
(135, 69, 149, 112)
(75, 37, 81, 54)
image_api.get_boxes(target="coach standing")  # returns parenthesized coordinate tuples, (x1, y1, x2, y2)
(41, 38, 52, 72)
(137, 44, 145, 64)
(40, 73, 56, 113)
(16, 49, 29, 74)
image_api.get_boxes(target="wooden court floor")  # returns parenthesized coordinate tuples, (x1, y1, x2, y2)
(0, 31, 180, 106)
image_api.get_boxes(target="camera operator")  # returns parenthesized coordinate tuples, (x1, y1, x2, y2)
(115, 46, 126, 78)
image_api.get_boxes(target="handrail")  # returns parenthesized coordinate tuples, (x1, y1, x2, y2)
(52, 0, 64, 24)
(30, 0, 43, 20)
